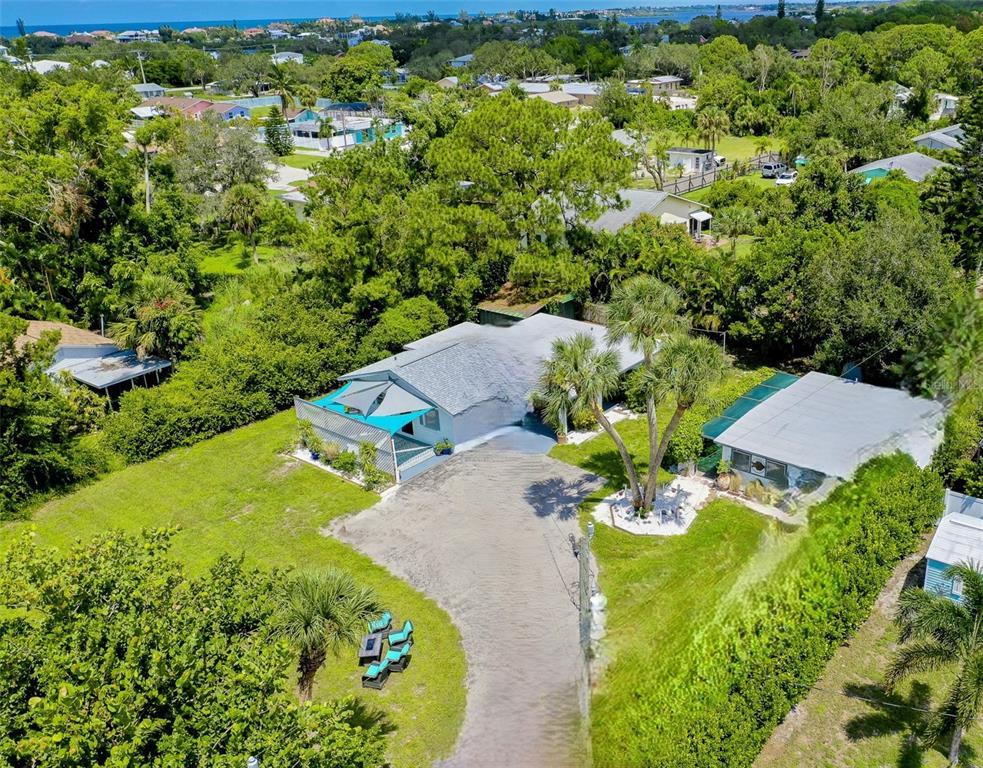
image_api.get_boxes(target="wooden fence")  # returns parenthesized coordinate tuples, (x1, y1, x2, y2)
(662, 151, 783, 195)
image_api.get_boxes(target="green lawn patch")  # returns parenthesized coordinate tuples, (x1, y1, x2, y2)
(3, 411, 466, 768)
(199, 242, 282, 276)
(278, 152, 326, 170)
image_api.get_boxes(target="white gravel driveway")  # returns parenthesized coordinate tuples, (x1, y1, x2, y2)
(331, 447, 601, 767)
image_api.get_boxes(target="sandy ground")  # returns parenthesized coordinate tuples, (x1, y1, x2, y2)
(266, 162, 310, 191)
(330, 447, 602, 768)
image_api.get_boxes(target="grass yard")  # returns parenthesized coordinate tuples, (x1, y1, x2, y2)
(278, 152, 327, 170)
(755, 544, 983, 768)
(682, 171, 777, 203)
(199, 241, 284, 276)
(2, 411, 466, 768)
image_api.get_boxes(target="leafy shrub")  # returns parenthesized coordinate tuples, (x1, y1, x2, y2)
(572, 409, 598, 431)
(321, 441, 342, 462)
(332, 451, 358, 474)
(931, 396, 983, 491)
(592, 454, 944, 767)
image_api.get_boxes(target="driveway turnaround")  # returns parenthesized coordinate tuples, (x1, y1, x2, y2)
(331, 447, 601, 767)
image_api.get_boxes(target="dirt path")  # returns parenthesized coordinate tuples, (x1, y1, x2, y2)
(330, 448, 601, 768)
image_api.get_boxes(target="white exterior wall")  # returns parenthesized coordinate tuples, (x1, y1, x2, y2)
(667, 151, 708, 174)
(450, 398, 532, 444)
(404, 406, 454, 445)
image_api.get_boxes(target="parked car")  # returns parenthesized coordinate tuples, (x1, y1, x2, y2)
(761, 161, 788, 178)
(775, 170, 798, 186)
(713, 154, 727, 166)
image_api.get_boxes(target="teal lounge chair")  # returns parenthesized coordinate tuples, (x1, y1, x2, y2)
(368, 611, 392, 634)
(388, 619, 413, 648)
(385, 640, 413, 672)
(362, 658, 391, 690)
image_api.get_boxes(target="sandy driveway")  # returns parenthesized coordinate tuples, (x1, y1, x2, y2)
(331, 447, 601, 767)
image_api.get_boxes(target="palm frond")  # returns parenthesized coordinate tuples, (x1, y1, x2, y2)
(886, 638, 957, 689)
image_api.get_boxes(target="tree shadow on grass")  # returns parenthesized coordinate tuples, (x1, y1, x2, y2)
(844, 681, 933, 768)
(570, 448, 647, 490)
(524, 475, 602, 520)
(347, 695, 397, 736)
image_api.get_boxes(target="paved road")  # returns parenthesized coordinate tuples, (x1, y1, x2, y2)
(331, 448, 601, 767)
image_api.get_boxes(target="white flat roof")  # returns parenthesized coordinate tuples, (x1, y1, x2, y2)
(928, 513, 983, 566)
(715, 371, 945, 478)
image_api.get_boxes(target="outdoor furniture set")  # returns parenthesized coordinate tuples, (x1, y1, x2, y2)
(360, 611, 415, 689)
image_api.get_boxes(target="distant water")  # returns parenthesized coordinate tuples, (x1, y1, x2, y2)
(1, 1, 798, 37)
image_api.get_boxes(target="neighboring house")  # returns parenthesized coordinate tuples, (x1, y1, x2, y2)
(269, 29, 291, 40)
(448, 53, 474, 68)
(133, 82, 166, 99)
(278, 189, 309, 220)
(709, 371, 945, 492)
(142, 97, 213, 119)
(851, 152, 950, 183)
(286, 107, 325, 138)
(116, 29, 160, 42)
(650, 74, 683, 92)
(931, 92, 960, 121)
(203, 102, 251, 120)
(28, 59, 71, 75)
(90, 59, 110, 68)
(913, 124, 965, 152)
(130, 104, 164, 121)
(336, 30, 363, 45)
(17, 320, 171, 399)
(271, 51, 304, 65)
(519, 81, 602, 106)
(891, 83, 913, 113)
(294, 314, 644, 482)
(584, 188, 712, 239)
(667, 147, 715, 174)
(531, 90, 579, 109)
(436, 76, 459, 89)
(477, 283, 578, 327)
(925, 490, 983, 602)
(667, 94, 698, 111)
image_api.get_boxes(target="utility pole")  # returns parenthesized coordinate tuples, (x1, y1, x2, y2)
(136, 51, 147, 84)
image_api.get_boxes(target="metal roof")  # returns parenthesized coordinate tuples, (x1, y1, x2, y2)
(342, 314, 644, 416)
(48, 348, 171, 389)
(851, 152, 950, 183)
(702, 372, 800, 439)
(713, 371, 946, 479)
(928, 513, 983, 566)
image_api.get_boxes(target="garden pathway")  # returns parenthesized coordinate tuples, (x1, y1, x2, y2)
(330, 447, 601, 768)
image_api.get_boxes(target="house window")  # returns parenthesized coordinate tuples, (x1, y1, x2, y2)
(765, 460, 787, 485)
(731, 450, 751, 472)
(953, 575, 964, 598)
(421, 410, 439, 430)
(750, 455, 768, 477)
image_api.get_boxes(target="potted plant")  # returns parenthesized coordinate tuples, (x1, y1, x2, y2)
(433, 439, 454, 456)
(715, 458, 733, 491)
(298, 420, 324, 461)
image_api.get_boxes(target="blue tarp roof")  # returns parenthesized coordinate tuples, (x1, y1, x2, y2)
(312, 382, 433, 435)
(702, 372, 800, 440)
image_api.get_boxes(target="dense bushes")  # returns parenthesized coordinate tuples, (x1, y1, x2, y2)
(104, 293, 355, 461)
(592, 454, 944, 767)
(932, 396, 983, 496)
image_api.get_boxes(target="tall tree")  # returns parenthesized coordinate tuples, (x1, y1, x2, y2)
(265, 105, 294, 157)
(109, 273, 202, 360)
(278, 571, 380, 701)
(222, 184, 266, 262)
(696, 106, 730, 156)
(777, 0, 786, 18)
(268, 61, 298, 111)
(888, 564, 983, 766)
(815, 0, 825, 22)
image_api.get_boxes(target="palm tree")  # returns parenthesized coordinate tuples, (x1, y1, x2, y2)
(109, 274, 202, 360)
(606, 276, 688, 506)
(696, 106, 730, 157)
(713, 205, 758, 255)
(637, 335, 730, 502)
(753, 136, 771, 159)
(278, 571, 380, 702)
(887, 564, 983, 766)
(296, 84, 319, 110)
(268, 62, 298, 111)
(544, 333, 645, 507)
(222, 184, 265, 263)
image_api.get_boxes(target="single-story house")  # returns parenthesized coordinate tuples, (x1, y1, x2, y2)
(851, 152, 951, 183)
(650, 74, 683, 92)
(294, 314, 643, 482)
(203, 102, 251, 120)
(925, 490, 983, 602)
(667, 147, 715, 174)
(436, 76, 459, 89)
(133, 82, 166, 99)
(142, 97, 213, 119)
(18, 320, 171, 399)
(710, 371, 945, 491)
(271, 51, 304, 65)
(278, 189, 309, 219)
(585, 188, 712, 239)
(931, 93, 960, 121)
(531, 90, 579, 109)
(518, 81, 602, 106)
(914, 124, 964, 152)
(476, 283, 578, 326)
(448, 53, 474, 68)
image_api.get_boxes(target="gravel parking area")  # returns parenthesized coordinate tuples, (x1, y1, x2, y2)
(331, 447, 601, 767)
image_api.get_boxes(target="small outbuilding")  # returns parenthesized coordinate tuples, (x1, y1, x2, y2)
(667, 147, 715, 174)
(133, 82, 166, 99)
(925, 490, 983, 602)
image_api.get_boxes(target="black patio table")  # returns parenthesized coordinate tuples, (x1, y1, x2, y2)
(358, 632, 385, 664)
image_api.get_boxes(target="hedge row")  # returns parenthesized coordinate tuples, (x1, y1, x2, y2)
(593, 454, 944, 767)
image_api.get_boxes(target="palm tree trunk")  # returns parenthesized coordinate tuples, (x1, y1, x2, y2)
(949, 725, 963, 765)
(594, 403, 643, 509)
(644, 404, 687, 508)
(297, 648, 325, 702)
(644, 392, 660, 505)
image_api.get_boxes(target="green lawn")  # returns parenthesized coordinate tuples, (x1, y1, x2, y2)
(199, 241, 283, 276)
(682, 171, 777, 203)
(3, 411, 466, 768)
(278, 152, 326, 170)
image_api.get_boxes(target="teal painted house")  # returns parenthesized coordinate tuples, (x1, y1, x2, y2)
(925, 490, 983, 603)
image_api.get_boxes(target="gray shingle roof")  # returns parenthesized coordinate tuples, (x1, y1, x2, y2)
(851, 152, 951, 182)
(343, 314, 644, 416)
(913, 124, 965, 150)
(585, 188, 705, 234)
(715, 371, 945, 479)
